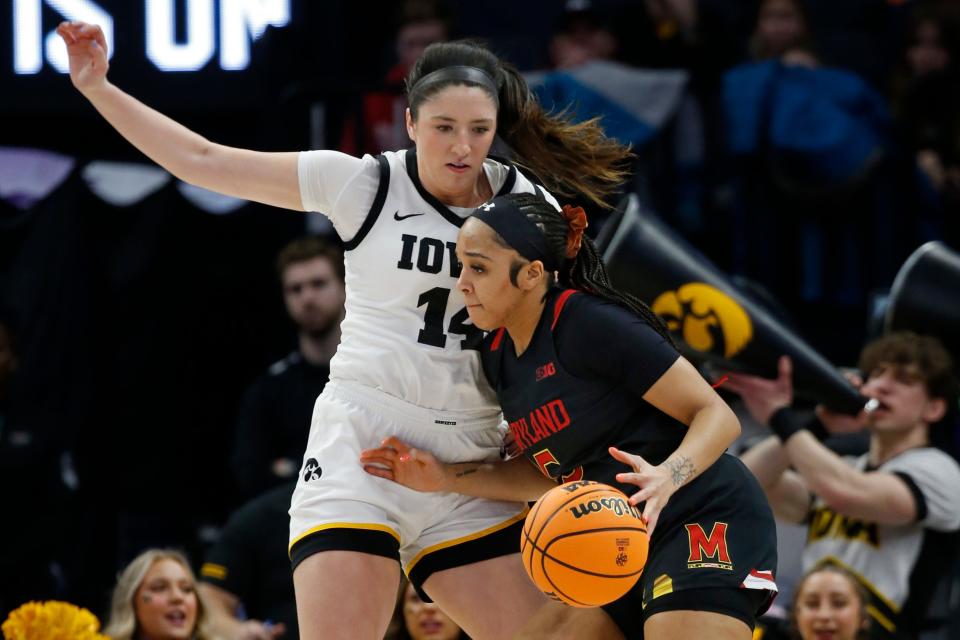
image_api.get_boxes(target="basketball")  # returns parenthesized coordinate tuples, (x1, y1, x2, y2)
(520, 480, 649, 607)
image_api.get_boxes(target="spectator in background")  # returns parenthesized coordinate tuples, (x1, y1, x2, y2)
(891, 2, 960, 248)
(103, 549, 218, 640)
(732, 332, 960, 639)
(199, 482, 295, 639)
(749, 0, 816, 65)
(339, 0, 452, 155)
(792, 565, 870, 640)
(231, 237, 345, 500)
(548, 2, 620, 70)
(385, 579, 467, 640)
(720, 0, 900, 364)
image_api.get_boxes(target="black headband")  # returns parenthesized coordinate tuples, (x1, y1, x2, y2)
(409, 65, 499, 107)
(471, 197, 561, 271)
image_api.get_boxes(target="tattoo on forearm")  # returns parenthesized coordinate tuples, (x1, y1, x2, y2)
(665, 456, 696, 487)
(455, 467, 479, 479)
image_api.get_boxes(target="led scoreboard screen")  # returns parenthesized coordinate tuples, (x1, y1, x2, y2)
(2, 0, 305, 112)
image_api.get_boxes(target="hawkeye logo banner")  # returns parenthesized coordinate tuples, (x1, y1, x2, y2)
(652, 283, 753, 359)
(685, 522, 733, 570)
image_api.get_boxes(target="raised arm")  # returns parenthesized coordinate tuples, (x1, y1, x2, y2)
(360, 436, 556, 503)
(739, 435, 812, 523)
(725, 356, 917, 525)
(56, 21, 302, 211)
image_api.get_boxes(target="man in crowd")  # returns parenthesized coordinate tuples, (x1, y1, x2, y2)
(732, 332, 960, 639)
(231, 236, 345, 499)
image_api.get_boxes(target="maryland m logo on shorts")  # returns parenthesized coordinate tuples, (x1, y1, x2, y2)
(685, 522, 733, 570)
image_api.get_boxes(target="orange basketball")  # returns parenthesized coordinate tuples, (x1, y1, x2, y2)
(521, 480, 649, 607)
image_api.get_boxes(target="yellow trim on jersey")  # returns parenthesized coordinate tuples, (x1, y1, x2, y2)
(200, 563, 228, 580)
(866, 605, 897, 633)
(288, 522, 402, 554)
(405, 508, 529, 574)
(815, 556, 901, 613)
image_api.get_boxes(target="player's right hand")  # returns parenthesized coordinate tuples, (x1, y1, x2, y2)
(55, 21, 109, 93)
(360, 436, 449, 493)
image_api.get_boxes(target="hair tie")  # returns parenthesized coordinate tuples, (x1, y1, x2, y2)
(562, 205, 588, 259)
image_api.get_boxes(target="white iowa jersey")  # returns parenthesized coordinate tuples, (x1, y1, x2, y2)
(299, 148, 559, 414)
(802, 447, 960, 636)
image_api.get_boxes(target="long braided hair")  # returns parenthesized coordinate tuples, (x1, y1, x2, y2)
(488, 193, 676, 347)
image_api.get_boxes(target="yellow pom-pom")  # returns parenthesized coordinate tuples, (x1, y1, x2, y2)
(2, 601, 109, 640)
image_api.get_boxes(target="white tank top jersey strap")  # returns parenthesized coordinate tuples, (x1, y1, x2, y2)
(290, 149, 558, 568)
(298, 148, 559, 415)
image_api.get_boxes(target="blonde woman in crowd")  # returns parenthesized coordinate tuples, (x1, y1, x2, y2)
(103, 549, 219, 640)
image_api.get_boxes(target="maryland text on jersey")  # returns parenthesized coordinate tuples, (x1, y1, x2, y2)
(508, 398, 571, 450)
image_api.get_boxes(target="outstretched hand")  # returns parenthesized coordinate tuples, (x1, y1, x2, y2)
(609, 447, 681, 535)
(360, 436, 449, 493)
(55, 21, 110, 93)
(723, 355, 794, 425)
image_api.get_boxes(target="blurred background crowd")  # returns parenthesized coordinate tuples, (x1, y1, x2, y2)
(1, 0, 959, 638)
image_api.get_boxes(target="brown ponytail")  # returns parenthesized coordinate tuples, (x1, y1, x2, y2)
(496, 65, 633, 209)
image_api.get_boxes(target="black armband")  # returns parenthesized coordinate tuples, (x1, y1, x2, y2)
(769, 407, 827, 443)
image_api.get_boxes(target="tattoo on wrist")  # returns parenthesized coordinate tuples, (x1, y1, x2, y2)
(455, 467, 479, 479)
(664, 456, 696, 487)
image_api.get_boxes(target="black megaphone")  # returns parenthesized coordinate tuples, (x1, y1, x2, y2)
(596, 194, 867, 414)
(885, 241, 960, 359)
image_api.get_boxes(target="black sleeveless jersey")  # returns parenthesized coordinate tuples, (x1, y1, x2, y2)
(481, 288, 684, 496)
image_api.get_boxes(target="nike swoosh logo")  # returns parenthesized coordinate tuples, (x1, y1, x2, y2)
(394, 211, 426, 221)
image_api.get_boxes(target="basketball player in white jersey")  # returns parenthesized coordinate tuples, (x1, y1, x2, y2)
(57, 21, 633, 640)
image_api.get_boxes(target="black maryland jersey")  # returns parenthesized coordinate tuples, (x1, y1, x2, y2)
(481, 288, 683, 495)
(481, 289, 780, 637)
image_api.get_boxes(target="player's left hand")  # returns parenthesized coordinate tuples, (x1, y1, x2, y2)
(609, 446, 676, 535)
(360, 436, 449, 492)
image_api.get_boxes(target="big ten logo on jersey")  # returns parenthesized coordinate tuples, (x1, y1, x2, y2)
(13, 0, 290, 75)
(397, 233, 482, 350)
(535, 362, 556, 381)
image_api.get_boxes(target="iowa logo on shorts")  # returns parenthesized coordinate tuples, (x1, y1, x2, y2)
(652, 283, 752, 359)
(302, 458, 322, 482)
(685, 522, 733, 570)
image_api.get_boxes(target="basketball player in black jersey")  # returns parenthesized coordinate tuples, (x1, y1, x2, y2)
(362, 192, 779, 639)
